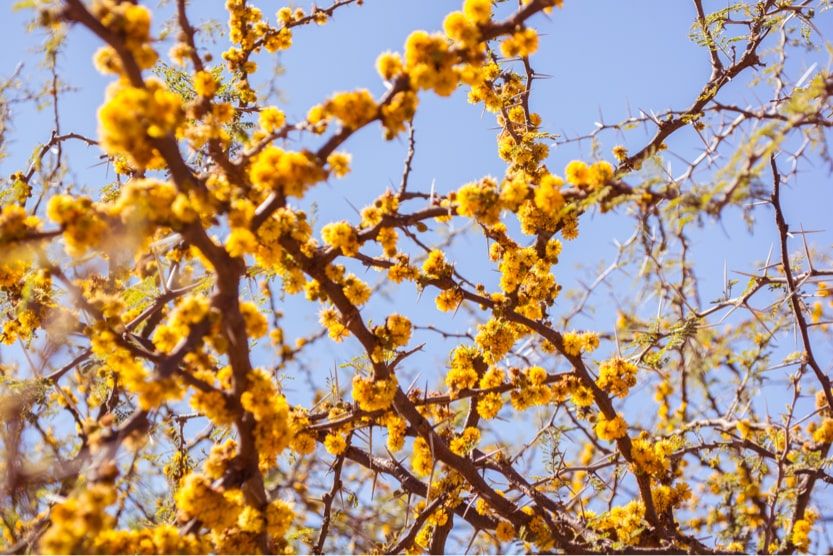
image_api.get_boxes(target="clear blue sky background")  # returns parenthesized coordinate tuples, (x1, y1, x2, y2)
(3, 0, 833, 549)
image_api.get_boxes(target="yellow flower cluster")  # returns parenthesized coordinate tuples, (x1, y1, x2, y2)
(226, 227, 258, 258)
(630, 433, 677, 478)
(201, 438, 236, 480)
(91, 0, 157, 74)
(39, 484, 117, 554)
(98, 79, 184, 170)
(561, 330, 599, 357)
(381, 412, 407, 452)
(792, 515, 816, 552)
(509, 370, 552, 411)
(321, 221, 359, 256)
(0, 205, 41, 287)
(248, 145, 325, 198)
(193, 70, 218, 98)
(591, 500, 645, 545)
(0, 269, 52, 345)
(240, 368, 293, 469)
(152, 295, 211, 353)
(324, 431, 348, 455)
(286, 407, 315, 455)
(91, 323, 184, 409)
(445, 344, 481, 395)
(374, 313, 413, 351)
(595, 412, 628, 441)
(474, 318, 518, 364)
(381, 90, 419, 139)
(376, 226, 397, 258)
(464, 0, 492, 24)
(500, 28, 539, 58)
(564, 159, 615, 189)
(327, 151, 352, 178)
(423, 249, 452, 279)
(259, 106, 287, 133)
(376, 51, 404, 81)
(412, 436, 434, 477)
(308, 89, 378, 130)
(495, 520, 516, 542)
(175, 473, 243, 531)
(651, 482, 691, 514)
(46, 195, 108, 257)
(435, 288, 464, 313)
(495, 245, 537, 293)
(476, 366, 505, 419)
(812, 417, 833, 444)
(320, 306, 350, 342)
(116, 177, 184, 226)
(404, 31, 458, 96)
(533, 173, 565, 213)
(596, 357, 638, 398)
(443, 12, 480, 47)
(240, 300, 269, 338)
(520, 506, 554, 550)
(450, 426, 480, 455)
(94, 525, 206, 555)
(456, 178, 502, 226)
(352, 373, 398, 412)
(223, 0, 292, 100)
(265, 499, 295, 538)
(359, 190, 399, 228)
(189, 366, 236, 426)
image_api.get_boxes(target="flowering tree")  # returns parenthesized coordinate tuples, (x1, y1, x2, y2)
(1, 0, 833, 553)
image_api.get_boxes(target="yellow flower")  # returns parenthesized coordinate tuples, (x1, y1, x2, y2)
(812, 418, 833, 444)
(792, 518, 812, 551)
(322, 221, 359, 255)
(98, 79, 183, 169)
(352, 374, 398, 412)
(435, 289, 463, 312)
(595, 413, 628, 441)
(248, 146, 325, 198)
(265, 499, 294, 538)
(477, 392, 503, 419)
(534, 174, 564, 213)
(500, 27, 539, 58)
(193, 70, 218, 97)
(376, 51, 403, 81)
(423, 249, 451, 279)
(444, 11, 479, 45)
(588, 160, 615, 188)
(239, 301, 268, 339)
(446, 345, 480, 394)
(564, 160, 590, 187)
(495, 520, 515, 542)
(404, 30, 458, 96)
(320, 307, 350, 342)
(475, 319, 517, 364)
(226, 227, 257, 258)
(319, 89, 378, 129)
(596, 357, 638, 398)
(612, 144, 628, 161)
(259, 106, 286, 133)
(412, 436, 433, 476)
(327, 151, 352, 177)
(324, 433, 347, 455)
(450, 426, 481, 455)
(463, 0, 492, 24)
(456, 178, 502, 225)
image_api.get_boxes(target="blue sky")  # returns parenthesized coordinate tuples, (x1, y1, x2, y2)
(3, 0, 833, 549)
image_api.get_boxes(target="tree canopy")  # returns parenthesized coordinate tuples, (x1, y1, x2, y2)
(2, 0, 833, 554)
